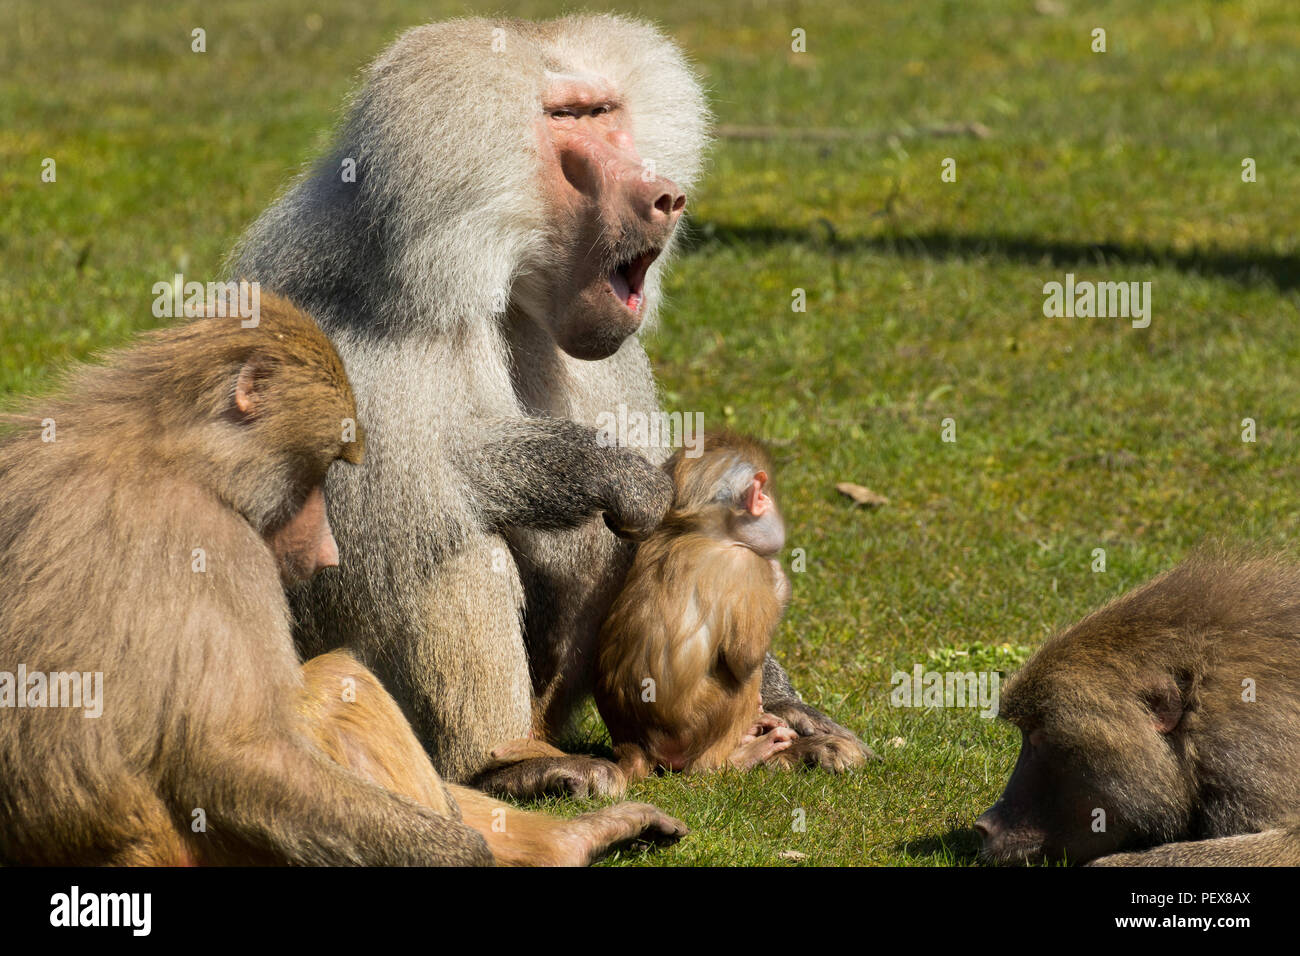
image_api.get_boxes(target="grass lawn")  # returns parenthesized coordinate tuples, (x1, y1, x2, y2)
(2, 0, 1297, 866)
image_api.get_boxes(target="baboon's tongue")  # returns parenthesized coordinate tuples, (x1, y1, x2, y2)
(609, 268, 631, 305)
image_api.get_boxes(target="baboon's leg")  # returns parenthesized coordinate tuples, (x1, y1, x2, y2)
(301, 661, 684, 865)
(471, 737, 629, 800)
(299, 649, 458, 817)
(1089, 824, 1300, 866)
(449, 784, 686, 867)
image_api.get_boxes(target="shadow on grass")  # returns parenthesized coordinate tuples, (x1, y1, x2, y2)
(683, 222, 1300, 292)
(556, 739, 616, 761)
(896, 825, 984, 865)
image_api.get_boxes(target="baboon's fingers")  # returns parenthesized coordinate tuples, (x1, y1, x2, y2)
(770, 733, 872, 773)
(573, 802, 689, 864)
(763, 701, 878, 763)
(729, 726, 797, 770)
(747, 712, 790, 735)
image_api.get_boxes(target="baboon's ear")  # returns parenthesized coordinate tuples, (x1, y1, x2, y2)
(234, 360, 266, 418)
(1142, 676, 1184, 734)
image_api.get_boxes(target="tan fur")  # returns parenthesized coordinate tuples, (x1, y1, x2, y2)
(980, 553, 1300, 866)
(0, 295, 500, 866)
(599, 527, 782, 774)
(596, 433, 798, 778)
(299, 652, 687, 866)
(298, 650, 458, 817)
(0, 298, 683, 866)
(1088, 818, 1300, 866)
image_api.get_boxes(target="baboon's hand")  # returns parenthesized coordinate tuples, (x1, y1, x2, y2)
(729, 725, 798, 770)
(565, 803, 688, 866)
(744, 712, 791, 737)
(800, 732, 872, 772)
(600, 451, 673, 541)
(760, 655, 878, 765)
(762, 698, 879, 765)
(764, 732, 868, 773)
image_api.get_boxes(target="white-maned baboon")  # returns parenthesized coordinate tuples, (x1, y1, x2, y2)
(232, 15, 868, 798)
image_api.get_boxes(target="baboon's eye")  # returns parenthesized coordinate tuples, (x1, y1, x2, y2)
(591, 105, 609, 116)
(549, 108, 576, 119)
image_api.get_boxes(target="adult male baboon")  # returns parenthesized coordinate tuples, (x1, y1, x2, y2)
(976, 554, 1300, 866)
(232, 15, 867, 796)
(0, 294, 684, 866)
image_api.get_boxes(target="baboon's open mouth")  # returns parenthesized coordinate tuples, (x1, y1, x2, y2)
(608, 248, 660, 313)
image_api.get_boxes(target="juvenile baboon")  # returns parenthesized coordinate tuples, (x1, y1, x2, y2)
(231, 14, 867, 797)
(976, 554, 1300, 866)
(0, 294, 683, 866)
(596, 433, 868, 778)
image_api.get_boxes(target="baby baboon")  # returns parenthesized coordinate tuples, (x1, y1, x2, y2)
(977, 554, 1300, 866)
(595, 433, 867, 779)
(0, 294, 683, 866)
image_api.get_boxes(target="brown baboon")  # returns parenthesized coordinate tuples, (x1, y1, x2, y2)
(231, 15, 868, 799)
(595, 433, 869, 779)
(300, 650, 687, 866)
(976, 554, 1300, 866)
(0, 294, 683, 866)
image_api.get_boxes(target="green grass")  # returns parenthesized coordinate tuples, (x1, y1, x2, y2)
(2, 0, 1298, 865)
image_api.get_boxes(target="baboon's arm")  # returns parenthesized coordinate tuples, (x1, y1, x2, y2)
(192, 741, 495, 866)
(460, 417, 672, 539)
